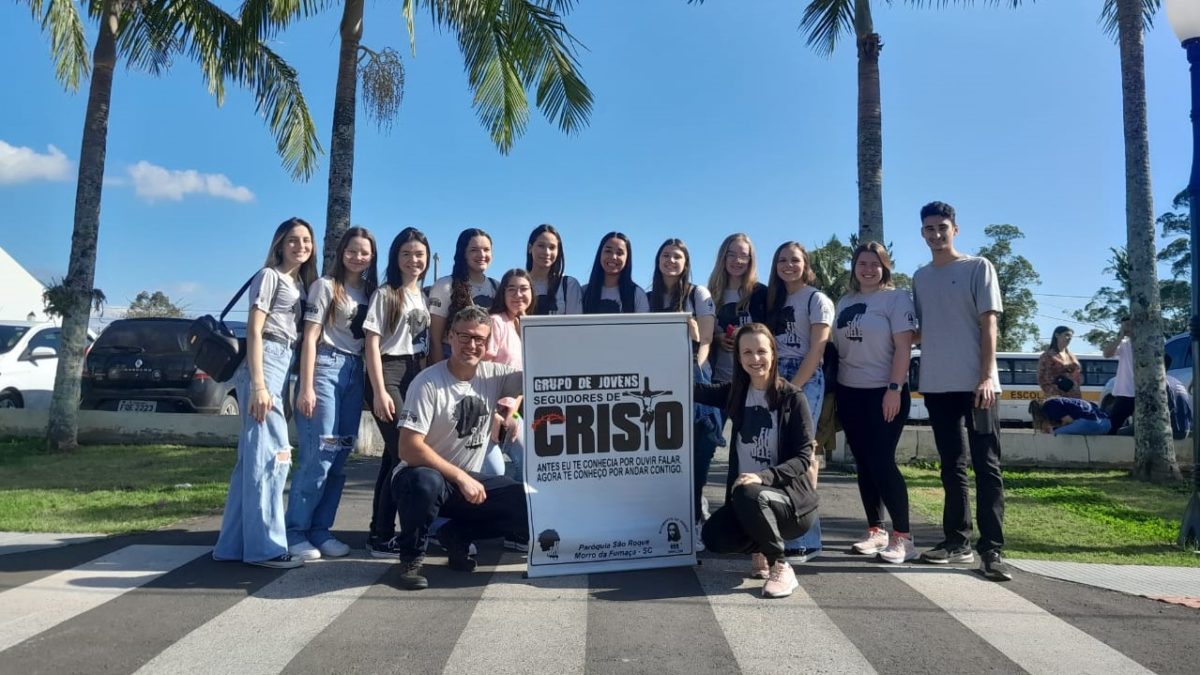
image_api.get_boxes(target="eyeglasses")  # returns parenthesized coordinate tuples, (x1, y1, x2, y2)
(454, 332, 488, 347)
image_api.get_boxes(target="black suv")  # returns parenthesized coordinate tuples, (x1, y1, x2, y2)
(81, 317, 245, 415)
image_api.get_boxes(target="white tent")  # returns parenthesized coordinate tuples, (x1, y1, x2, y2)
(0, 246, 49, 322)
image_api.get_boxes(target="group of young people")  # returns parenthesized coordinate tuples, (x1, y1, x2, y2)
(211, 199, 1014, 599)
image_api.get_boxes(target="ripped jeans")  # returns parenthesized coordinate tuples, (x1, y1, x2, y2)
(213, 339, 295, 563)
(286, 346, 365, 547)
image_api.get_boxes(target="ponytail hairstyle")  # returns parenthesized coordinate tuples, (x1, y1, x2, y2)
(649, 238, 693, 313)
(449, 228, 493, 317)
(264, 217, 319, 291)
(489, 268, 537, 316)
(526, 224, 565, 313)
(582, 232, 637, 314)
(765, 241, 816, 316)
(382, 227, 430, 335)
(726, 322, 784, 428)
(707, 233, 758, 314)
(323, 226, 378, 328)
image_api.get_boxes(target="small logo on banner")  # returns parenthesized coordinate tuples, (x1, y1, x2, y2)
(659, 518, 689, 553)
(537, 529, 561, 559)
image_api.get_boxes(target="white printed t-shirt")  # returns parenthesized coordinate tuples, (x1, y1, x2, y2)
(304, 277, 369, 353)
(398, 361, 522, 473)
(362, 286, 430, 356)
(427, 275, 500, 318)
(833, 289, 918, 389)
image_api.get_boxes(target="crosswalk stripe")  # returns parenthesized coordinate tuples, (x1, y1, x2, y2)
(0, 544, 209, 653)
(134, 558, 392, 675)
(441, 553, 589, 675)
(890, 568, 1157, 675)
(695, 557, 879, 675)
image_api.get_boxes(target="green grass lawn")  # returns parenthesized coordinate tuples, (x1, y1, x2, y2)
(900, 464, 1200, 567)
(0, 438, 235, 534)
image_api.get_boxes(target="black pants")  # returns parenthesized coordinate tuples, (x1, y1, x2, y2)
(702, 483, 816, 564)
(1108, 395, 1135, 435)
(836, 384, 911, 533)
(391, 466, 528, 560)
(924, 392, 1005, 553)
(366, 355, 420, 541)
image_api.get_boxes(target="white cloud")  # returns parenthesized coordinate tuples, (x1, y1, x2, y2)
(0, 140, 72, 184)
(127, 161, 254, 203)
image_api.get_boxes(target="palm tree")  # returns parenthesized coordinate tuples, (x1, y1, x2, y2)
(1106, 0, 1181, 482)
(23, 0, 322, 451)
(794, 1, 1026, 244)
(275, 0, 594, 270)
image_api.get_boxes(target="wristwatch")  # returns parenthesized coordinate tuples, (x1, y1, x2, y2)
(887, 382, 901, 391)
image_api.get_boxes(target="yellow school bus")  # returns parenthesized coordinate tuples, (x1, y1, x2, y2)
(906, 351, 1117, 423)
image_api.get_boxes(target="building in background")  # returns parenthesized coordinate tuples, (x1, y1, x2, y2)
(0, 246, 48, 322)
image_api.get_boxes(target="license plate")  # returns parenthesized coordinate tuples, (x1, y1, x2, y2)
(117, 400, 157, 412)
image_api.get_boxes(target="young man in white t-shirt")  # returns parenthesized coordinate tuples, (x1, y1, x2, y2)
(912, 201, 1012, 582)
(391, 306, 525, 590)
(1102, 317, 1135, 434)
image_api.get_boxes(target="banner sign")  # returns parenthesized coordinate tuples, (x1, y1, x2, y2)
(522, 313, 696, 577)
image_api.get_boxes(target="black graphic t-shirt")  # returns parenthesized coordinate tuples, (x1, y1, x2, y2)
(713, 288, 755, 382)
(304, 277, 369, 354)
(736, 388, 779, 472)
(397, 361, 522, 472)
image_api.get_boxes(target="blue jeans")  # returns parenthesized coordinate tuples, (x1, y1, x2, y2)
(286, 346, 365, 547)
(778, 356, 824, 555)
(213, 339, 295, 563)
(694, 362, 720, 520)
(1055, 418, 1111, 435)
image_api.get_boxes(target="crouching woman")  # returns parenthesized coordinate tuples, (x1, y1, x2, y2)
(697, 322, 819, 599)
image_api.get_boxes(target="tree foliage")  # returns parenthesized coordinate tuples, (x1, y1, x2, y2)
(976, 224, 1040, 351)
(808, 234, 911, 305)
(42, 280, 105, 318)
(1155, 189, 1190, 280)
(125, 290, 185, 318)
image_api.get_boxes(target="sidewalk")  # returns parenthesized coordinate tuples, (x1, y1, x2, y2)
(0, 531, 102, 557)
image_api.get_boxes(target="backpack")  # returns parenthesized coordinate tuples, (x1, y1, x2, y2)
(186, 274, 256, 382)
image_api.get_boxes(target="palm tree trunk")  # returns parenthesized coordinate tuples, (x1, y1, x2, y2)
(322, 0, 365, 273)
(1116, 0, 1180, 483)
(856, 20, 883, 245)
(46, 0, 122, 452)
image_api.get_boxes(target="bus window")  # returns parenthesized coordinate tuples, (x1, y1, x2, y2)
(997, 359, 1014, 386)
(1011, 358, 1038, 386)
(1082, 359, 1117, 387)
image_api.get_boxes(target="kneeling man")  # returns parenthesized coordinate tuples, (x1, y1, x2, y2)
(392, 306, 526, 590)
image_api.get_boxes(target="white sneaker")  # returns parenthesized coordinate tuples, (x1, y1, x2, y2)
(851, 527, 888, 555)
(878, 532, 918, 564)
(289, 541, 321, 561)
(762, 560, 798, 598)
(693, 520, 705, 552)
(318, 538, 350, 558)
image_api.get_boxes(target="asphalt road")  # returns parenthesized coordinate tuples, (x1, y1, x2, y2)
(1, 451, 1197, 675)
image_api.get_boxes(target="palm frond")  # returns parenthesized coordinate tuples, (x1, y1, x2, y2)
(402, 0, 418, 55)
(456, 3, 528, 153)
(169, 0, 323, 179)
(507, 0, 591, 137)
(119, 4, 180, 77)
(238, 0, 335, 39)
(799, 0, 855, 56)
(1099, 0, 1160, 40)
(25, 0, 91, 92)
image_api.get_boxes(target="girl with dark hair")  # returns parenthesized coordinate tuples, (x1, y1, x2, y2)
(286, 226, 378, 561)
(482, 269, 533, 492)
(1038, 326, 1082, 399)
(706, 233, 768, 385)
(766, 240, 832, 562)
(834, 241, 919, 563)
(526, 224, 583, 315)
(649, 238, 718, 548)
(696, 323, 820, 599)
(581, 232, 649, 314)
(214, 217, 317, 569)
(428, 228, 498, 362)
(362, 227, 431, 557)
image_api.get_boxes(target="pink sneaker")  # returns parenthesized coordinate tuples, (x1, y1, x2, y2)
(851, 526, 888, 555)
(878, 532, 917, 564)
(761, 560, 798, 598)
(750, 552, 769, 579)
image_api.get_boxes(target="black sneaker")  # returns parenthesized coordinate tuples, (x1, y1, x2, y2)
(368, 536, 402, 559)
(437, 523, 478, 572)
(245, 554, 303, 569)
(396, 556, 428, 590)
(920, 544, 975, 565)
(980, 549, 1014, 581)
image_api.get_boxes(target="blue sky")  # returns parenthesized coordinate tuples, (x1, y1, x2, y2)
(0, 0, 1191, 350)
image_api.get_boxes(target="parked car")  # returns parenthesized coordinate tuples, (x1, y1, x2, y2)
(0, 320, 96, 410)
(81, 317, 248, 415)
